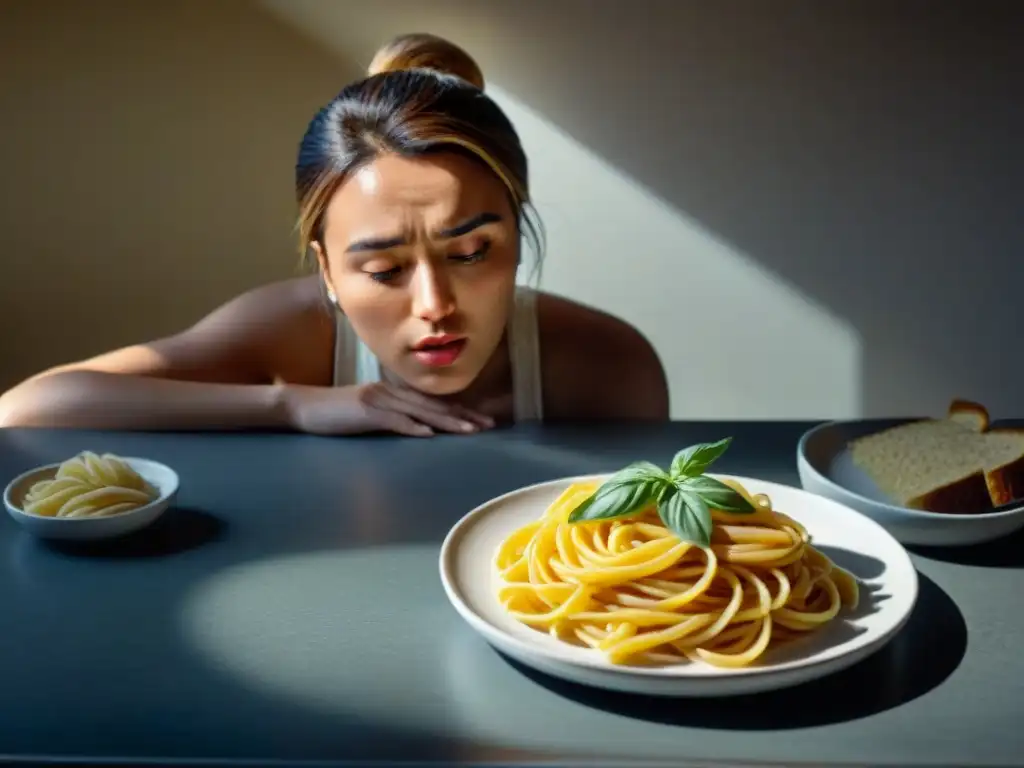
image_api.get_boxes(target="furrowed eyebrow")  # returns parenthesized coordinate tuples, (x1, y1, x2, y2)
(345, 236, 405, 253)
(437, 212, 503, 238)
(344, 212, 503, 253)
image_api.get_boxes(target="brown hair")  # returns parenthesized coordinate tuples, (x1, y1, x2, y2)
(294, 33, 543, 278)
(368, 33, 485, 90)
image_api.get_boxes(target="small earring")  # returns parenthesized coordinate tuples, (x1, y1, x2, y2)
(325, 286, 338, 304)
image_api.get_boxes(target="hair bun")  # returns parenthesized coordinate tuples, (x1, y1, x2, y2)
(367, 33, 485, 90)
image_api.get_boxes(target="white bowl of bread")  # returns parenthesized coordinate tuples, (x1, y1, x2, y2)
(797, 399, 1024, 547)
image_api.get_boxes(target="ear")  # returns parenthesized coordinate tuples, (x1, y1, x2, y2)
(310, 240, 337, 301)
(310, 239, 328, 276)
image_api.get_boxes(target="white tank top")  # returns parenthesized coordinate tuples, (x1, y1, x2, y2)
(331, 286, 544, 422)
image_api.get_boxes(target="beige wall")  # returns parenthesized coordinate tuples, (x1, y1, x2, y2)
(3, 0, 1021, 420)
(0, 0, 357, 390)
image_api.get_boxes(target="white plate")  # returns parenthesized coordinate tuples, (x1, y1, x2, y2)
(439, 473, 918, 697)
(3, 457, 179, 541)
(798, 419, 1024, 547)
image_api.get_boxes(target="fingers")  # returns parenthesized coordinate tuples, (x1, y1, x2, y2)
(446, 402, 495, 429)
(377, 411, 435, 437)
(385, 386, 494, 431)
(370, 390, 476, 434)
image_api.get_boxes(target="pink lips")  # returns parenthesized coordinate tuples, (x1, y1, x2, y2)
(411, 335, 467, 367)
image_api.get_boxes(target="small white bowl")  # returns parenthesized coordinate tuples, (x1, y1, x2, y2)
(797, 420, 1024, 547)
(3, 457, 179, 541)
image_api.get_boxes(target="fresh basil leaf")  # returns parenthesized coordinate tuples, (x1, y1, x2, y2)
(566, 492, 598, 521)
(611, 460, 669, 485)
(681, 474, 755, 513)
(659, 489, 713, 548)
(669, 437, 733, 478)
(568, 476, 665, 523)
(657, 482, 678, 504)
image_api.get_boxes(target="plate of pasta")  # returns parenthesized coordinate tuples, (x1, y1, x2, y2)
(3, 451, 179, 540)
(439, 438, 917, 697)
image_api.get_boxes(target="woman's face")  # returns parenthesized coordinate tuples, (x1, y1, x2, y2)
(316, 151, 520, 396)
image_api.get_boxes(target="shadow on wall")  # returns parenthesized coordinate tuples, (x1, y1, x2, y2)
(260, 0, 1024, 419)
(483, 0, 1024, 419)
(0, 0, 359, 389)
(489, 86, 862, 421)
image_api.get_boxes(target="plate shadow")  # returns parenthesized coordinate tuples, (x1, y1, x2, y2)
(502, 571, 963, 730)
(816, 544, 886, 580)
(37, 507, 226, 559)
(909, 524, 1024, 569)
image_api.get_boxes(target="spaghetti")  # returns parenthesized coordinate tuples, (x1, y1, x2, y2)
(22, 451, 157, 519)
(495, 478, 859, 668)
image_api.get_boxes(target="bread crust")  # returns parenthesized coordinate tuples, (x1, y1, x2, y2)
(905, 470, 995, 515)
(984, 427, 1024, 506)
(850, 399, 1024, 514)
(947, 398, 990, 432)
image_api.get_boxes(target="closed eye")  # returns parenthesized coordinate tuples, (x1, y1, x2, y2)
(368, 241, 491, 284)
(369, 266, 401, 284)
(449, 241, 491, 265)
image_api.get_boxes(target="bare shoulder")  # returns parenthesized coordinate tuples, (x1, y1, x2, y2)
(189, 275, 329, 342)
(147, 274, 336, 386)
(535, 291, 669, 420)
(31, 275, 336, 387)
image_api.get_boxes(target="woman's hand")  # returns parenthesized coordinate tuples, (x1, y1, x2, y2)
(283, 382, 495, 437)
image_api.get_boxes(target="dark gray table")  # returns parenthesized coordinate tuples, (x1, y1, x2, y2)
(0, 423, 1019, 767)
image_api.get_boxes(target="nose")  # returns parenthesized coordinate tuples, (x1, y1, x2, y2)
(411, 266, 456, 324)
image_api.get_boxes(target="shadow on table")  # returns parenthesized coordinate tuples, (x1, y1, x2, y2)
(909, 524, 1024, 569)
(36, 506, 226, 559)
(817, 544, 886, 579)
(504, 571, 963, 730)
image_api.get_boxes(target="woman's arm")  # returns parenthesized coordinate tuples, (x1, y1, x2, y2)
(0, 278, 329, 431)
(0, 371, 290, 431)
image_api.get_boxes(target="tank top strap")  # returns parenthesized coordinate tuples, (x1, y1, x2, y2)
(332, 312, 381, 386)
(507, 286, 544, 422)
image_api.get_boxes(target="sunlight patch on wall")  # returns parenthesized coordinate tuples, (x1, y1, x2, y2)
(489, 85, 861, 420)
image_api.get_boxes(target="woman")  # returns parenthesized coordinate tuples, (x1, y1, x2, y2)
(0, 34, 668, 436)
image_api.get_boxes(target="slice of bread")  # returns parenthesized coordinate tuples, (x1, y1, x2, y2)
(974, 427, 1024, 506)
(946, 398, 990, 432)
(848, 399, 1024, 514)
